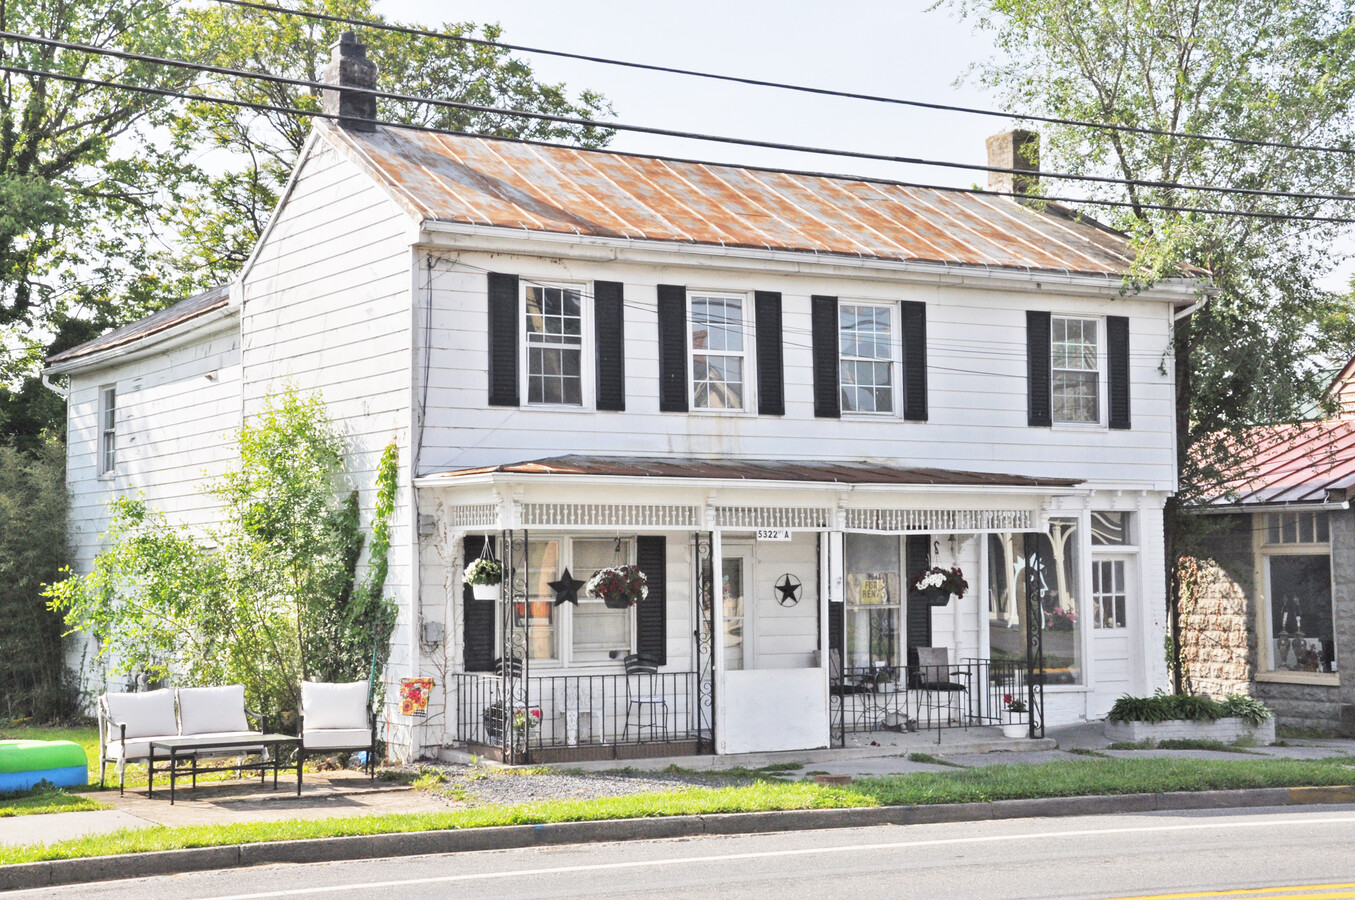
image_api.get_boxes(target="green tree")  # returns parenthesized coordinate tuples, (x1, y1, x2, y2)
(47, 388, 399, 719)
(954, 0, 1355, 685)
(0, 437, 71, 720)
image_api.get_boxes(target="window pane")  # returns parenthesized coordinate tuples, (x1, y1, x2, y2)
(844, 534, 900, 669)
(691, 297, 747, 410)
(991, 520, 1084, 682)
(723, 556, 745, 671)
(572, 539, 631, 659)
(522, 539, 561, 660)
(525, 287, 583, 406)
(1267, 554, 1334, 673)
(1091, 511, 1131, 545)
(839, 304, 893, 413)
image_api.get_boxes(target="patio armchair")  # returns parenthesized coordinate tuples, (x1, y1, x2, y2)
(622, 653, 668, 743)
(910, 647, 970, 738)
(299, 681, 378, 777)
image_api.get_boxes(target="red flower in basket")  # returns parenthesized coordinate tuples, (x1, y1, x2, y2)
(585, 564, 649, 609)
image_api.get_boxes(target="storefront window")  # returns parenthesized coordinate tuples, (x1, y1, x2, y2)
(523, 540, 561, 660)
(1261, 512, 1334, 674)
(844, 534, 901, 670)
(987, 520, 1084, 685)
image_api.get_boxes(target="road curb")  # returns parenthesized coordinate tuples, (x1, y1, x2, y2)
(4, 786, 1354, 891)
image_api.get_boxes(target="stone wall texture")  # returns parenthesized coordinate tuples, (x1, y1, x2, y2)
(1180, 515, 1255, 698)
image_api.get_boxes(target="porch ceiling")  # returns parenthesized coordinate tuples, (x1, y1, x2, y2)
(416, 455, 1083, 489)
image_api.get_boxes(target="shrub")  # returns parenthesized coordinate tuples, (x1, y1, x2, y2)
(1107, 691, 1272, 726)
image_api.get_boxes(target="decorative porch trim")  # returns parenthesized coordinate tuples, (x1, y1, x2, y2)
(713, 506, 834, 529)
(445, 504, 498, 528)
(522, 503, 700, 528)
(844, 508, 1035, 532)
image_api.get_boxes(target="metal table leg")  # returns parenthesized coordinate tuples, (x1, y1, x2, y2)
(296, 744, 303, 797)
(147, 745, 154, 799)
(169, 749, 177, 805)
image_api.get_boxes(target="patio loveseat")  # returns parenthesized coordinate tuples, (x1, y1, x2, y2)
(99, 685, 266, 794)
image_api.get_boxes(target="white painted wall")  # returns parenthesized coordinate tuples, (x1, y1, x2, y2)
(63, 322, 242, 687)
(240, 136, 418, 754)
(414, 250, 1177, 492)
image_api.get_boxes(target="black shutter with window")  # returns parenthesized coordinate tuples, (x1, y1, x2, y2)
(656, 285, 688, 413)
(594, 281, 626, 411)
(905, 534, 932, 650)
(901, 300, 928, 421)
(636, 536, 667, 664)
(811, 295, 841, 418)
(1027, 310, 1052, 427)
(1107, 315, 1130, 430)
(463, 536, 496, 672)
(487, 273, 519, 407)
(754, 291, 785, 416)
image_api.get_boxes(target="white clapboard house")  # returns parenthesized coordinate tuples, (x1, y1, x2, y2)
(47, 35, 1200, 762)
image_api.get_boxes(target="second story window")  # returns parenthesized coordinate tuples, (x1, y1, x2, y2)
(1052, 316, 1099, 423)
(524, 285, 583, 406)
(690, 293, 747, 410)
(98, 385, 117, 476)
(839, 303, 894, 414)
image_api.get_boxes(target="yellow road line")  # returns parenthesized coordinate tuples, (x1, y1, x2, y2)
(1102, 886, 1355, 900)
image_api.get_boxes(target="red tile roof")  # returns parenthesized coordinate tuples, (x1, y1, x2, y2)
(330, 125, 1142, 277)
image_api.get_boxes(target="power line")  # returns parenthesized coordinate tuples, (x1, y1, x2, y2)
(213, 0, 1355, 160)
(6, 29, 1355, 209)
(5, 60, 1355, 227)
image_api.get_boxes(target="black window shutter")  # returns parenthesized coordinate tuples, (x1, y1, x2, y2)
(487, 273, 519, 407)
(754, 291, 785, 416)
(1107, 315, 1130, 430)
(636, 536, 667, 665)
(462, 536, 496, 672)
(811, 295, 841, 418)
(901, 301, 928, 421)
(905, 535, 932, 650)
(1027, 310, 1052, 427)
(594, 281, 626, 411)
(656, 285, 688, 412)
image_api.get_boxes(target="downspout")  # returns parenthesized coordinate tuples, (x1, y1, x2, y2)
(41, 372, 68, 399)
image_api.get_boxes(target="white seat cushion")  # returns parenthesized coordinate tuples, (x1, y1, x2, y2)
(301, 681, 370, 730)
(302, 728, 372, 751)
(104, 734, 180, 762)
(177, 685, 250, 735)
(104, 690, 177, 739)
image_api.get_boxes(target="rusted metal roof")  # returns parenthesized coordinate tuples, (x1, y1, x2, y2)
(424, 455, 1082, 488)
(330, 125, 1140, 277)
(47, 284, 231, 367)
(1201, 420, 1355, 506)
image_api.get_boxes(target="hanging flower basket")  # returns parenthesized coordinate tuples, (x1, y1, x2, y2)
(586, 564, 649, 609)
(911, 566, 968, 605)
(464, 555, 502, 601)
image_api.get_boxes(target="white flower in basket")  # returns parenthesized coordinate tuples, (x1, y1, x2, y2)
(585, 564, 649, 609)
(463, 556, 502, 600)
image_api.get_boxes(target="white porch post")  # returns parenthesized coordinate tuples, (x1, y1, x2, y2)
(711, 530, 725, 753)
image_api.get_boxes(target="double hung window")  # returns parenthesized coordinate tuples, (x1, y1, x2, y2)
(1052, 316, 1100, 423)
(98, 385, 117, 476)
(520, 536, 637, 666)
(689, 294, 747, 410)
(525, 284, 584, 406)
(839, 303, 895, 414)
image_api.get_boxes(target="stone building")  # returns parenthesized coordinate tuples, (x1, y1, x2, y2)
(1183, 382, 1355, 732)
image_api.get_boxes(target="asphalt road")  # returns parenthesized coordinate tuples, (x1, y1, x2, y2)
(14, 805, 1355, 899)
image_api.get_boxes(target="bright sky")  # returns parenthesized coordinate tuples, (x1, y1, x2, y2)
(384, 0, 1354, 291)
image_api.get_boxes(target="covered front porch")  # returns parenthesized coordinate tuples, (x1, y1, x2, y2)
(416, 456, 1113, 764)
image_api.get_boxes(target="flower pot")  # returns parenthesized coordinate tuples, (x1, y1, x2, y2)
(923, 588, 951, 607)
(602, 594, 635, 610)
(471, 582, 499, 601)
(1002, 722, 1028, 739)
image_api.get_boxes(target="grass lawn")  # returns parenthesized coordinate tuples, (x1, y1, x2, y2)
(4, 755, 1355, 865)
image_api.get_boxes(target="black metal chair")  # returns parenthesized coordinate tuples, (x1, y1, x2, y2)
(622, 654, 668, 743)
(910, 647, 969, 742)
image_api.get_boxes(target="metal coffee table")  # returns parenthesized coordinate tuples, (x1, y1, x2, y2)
(148, 734, 302, 803)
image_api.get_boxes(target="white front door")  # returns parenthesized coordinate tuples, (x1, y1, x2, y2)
(1089, 555, 1135, 718)
(716, 537, 829, 754)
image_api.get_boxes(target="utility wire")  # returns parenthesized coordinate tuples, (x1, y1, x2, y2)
(5, 60, 1355, 227)
(213, 0, 1355, 159)
(6, 29, 1355, 208)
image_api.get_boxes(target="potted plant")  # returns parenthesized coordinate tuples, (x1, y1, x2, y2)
(911, 566, 969, 607)
(873, 666, 897, 694)
(585, 564, 649, 609)
(464, 556, 502, 600)
(1002, 694, 1028, 739)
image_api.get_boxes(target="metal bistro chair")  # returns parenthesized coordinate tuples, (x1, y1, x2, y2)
(622, 654, 668, 743)
(910, 647, 970, 743)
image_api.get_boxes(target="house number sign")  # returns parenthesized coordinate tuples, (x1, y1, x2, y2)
(756, 529, 792, 541)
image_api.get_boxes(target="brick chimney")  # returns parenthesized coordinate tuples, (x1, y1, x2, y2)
(322, 31, 377, 132)
(985, 129, 1039, 198)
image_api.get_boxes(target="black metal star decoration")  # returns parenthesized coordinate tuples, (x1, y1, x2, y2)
(774, 573, 803, 607)
(550, 568, 587, 606)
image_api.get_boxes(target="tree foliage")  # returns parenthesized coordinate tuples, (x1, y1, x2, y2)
(0, 437, 71, 720)
(46, 389, 399, 719)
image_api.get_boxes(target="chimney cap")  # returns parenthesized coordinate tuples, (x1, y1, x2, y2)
(332, 31, 367, 58)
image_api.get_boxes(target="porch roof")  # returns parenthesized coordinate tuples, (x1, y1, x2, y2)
(417, 455, 1083, 489)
